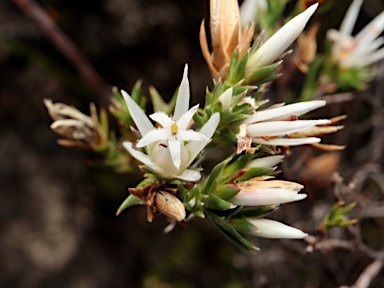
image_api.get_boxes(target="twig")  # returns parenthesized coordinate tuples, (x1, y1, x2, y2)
(304, 235, 355, 254)
(11, 0, 109, 104)
(340, 259, 383, 288)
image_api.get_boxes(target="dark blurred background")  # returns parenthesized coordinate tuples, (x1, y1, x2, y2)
(1, 0, 384, 287)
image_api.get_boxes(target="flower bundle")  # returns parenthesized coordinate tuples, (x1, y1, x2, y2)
(45, 0, 384, 251)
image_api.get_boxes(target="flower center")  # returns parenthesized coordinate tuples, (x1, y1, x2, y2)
(171, 121, 178, 135)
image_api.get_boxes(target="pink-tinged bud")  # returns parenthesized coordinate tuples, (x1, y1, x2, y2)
(231, 178, 306, 206)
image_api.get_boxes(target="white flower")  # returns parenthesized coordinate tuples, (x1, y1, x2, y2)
(245, 3, 318, 76)
(246, 155, 285, 169)
(237, 100, 330, 152)
(239, 0, 268, 28)
(247, 218, 308, 239)
(327, 0, 384, 68)
(231, 178, 306, 206)
(122, 65, 220, 182)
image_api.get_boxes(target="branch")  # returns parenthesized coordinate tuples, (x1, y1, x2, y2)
(12, 0, 109, 104)
(340, 259, 383, 288)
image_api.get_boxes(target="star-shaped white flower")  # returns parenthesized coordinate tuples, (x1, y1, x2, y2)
(122, 65, 220, 182)
(327, 0, 384, 68)
(137, 106, 207, 169)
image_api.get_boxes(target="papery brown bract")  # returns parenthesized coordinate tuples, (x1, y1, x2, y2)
(200, 0, 254, 80)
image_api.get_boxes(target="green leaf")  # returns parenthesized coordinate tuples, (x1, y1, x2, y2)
(116, 194, 145, 216)
(206, 211, 259, 252)
(214, 184, 240, 201)
(205, 195, 236, 211)
(235, 167, 274, 182)
(241, 205, 279, 218)
(247, 61, 282, 85)
(149, 86, 177, 114)
(229, 218, 256, 234)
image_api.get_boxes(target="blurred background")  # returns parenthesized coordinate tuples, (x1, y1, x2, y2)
(1, 0, 384, 287)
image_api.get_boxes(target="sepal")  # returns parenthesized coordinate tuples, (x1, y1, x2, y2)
(116, 194, 145, 216)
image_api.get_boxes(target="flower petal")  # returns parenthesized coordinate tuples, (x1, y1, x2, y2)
(243, 100, 326, 124)
(240, 0, 257, 28)
(232, 189, 306, 206)
(173, 169, 201, 182)
(340, 0, 363, 37)
(121, 90, 154, 136)
(177, 130, 207, 142)
(355, 47, 384, 67)
(355, 11, 384, 47)
(168, 139, 182, 169)
(137, 129, 169, 148)
(186, 112, 220, 166)
(177, 104, 199, 129)
(150, 112, 173, 129)
(252, 137, 321, 146)
(246, 120, 331, 137)
(173, 65, 190, 120)
(123, 141, 161, 173)
(247, 218, 308, 239)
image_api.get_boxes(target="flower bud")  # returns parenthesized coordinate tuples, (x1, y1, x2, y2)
(231, 178, 306, 206)
(200, 0, 254, 80)
(247, 218, 308, 239)
(245, 3, 318, 77)
(153, 191, 186, 222)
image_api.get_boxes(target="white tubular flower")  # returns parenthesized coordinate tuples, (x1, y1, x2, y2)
(247, 218, 308, 239)
(327, 0, 384, 68)
(245, 3, 318, 76)
(231, 178, 306, 206)
(122, 65, 220, 182)
(239, 0, 268, 28)
(237, 100, 330, 151)
(245, 155, 285, 169)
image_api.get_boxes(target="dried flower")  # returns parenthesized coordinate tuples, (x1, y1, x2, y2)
(294, 23, 319, 73)
(200, 0, 255, 80)
(44, 99, 105, 149)
(122, 65, 220, 182)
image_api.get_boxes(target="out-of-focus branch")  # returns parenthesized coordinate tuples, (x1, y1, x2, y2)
(304, 235, 355, 254)
(340, 259, 383, 288)
(12, 0, 110, 104)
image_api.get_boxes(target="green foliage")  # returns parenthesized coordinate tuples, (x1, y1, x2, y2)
(318, 201, 357, 234)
